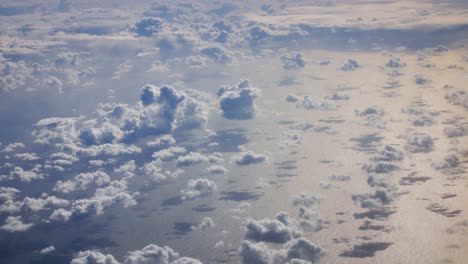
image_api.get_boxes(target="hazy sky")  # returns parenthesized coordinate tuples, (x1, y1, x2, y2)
(0, 1, 467, 264)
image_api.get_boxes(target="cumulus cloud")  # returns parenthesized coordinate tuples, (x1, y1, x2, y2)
(281, 52, 306, 69)
(39, 245, 55, 255)
(352, 188, 394, 208)
(340, 59, 362, 71)
(242, 212, 301, 243)
(200, 46, 232, 63)
(298, 96, 333, 110)
(191, 216, 215, 230)
(1, 166, 43, 182)
(176, 152, 207, 167)
(233, 151, 268, 166)
(132, 17, 164, 37)
(239, 238, 321, 264)
(405, 134, 434, 153)
(324, 92, 349, 101)
(385, 57, 405, 68)
(217, 79, 260, 120)
(445, 90, 468, 109)
(0, 216, 33, 232)
(1, 142, 25, 153)
(180, 178, 217, 200)
(292, 193, 320, 208)
(355, 106, 385, 128)
(444, 126, 466, 138)
(207, 165, 227, 175)
(72, 243, 202, 264)
(54, 171, 110, 194)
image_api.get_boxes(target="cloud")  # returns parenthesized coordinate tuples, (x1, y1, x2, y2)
(1, 142, 25, 153)
(355, 106, 385, 128)
(385, 57, 405, 68)
(132, 17, 164, 37)
(71, 250, 119, 264)
(39, 245, 55, 255)
(1, 166, 43, 182)
(152, 146, 187, 161)
(286, 94, 298, 102)
(292, 193, 320, 208)
(0, 187, 20, 201)
(49, 208, 72, 222)
(239, 238, 321, 264)
(72, 243, 202, 264)
(432, 45, 448, 53)
(414, 74, 429, 86)
(0, 216, 33, 232)
(217, 79, 260, 120)
(445, 90, 468, 109)
(281, 52, 306, 69)
(324, 92, 349, 101)
(340, 59, 362, 71)
(242, 212, 301, 243)
(54, 171, 110, 194)
(233, 151, 268, 166)
(444, 126, 466, 138)
(180, 178, 217, 200)
(200, 46, 232, 63)
(176, 152, 208, 167)
(405, 134, 434, 153)
(191, 216, 215, 230)
(352, 188, 394, 208)
(207, 165, 227, 175)
(298, 96, 333, 110)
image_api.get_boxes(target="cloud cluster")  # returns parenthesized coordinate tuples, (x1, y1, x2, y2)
(239, 238, 321, 264)
(71, 243, 202, 264)
(242, 212, 302, 243)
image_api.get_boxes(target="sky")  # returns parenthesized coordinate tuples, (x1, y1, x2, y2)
(0, 0, 467, 263)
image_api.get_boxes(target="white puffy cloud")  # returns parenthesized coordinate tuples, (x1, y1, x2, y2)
(385, 57, 405, 68)
(292, 193, 320, 208)
(176, 152, 207, 167)
(352, 188, 394, 208)
(1, 142, 25, 153)
(191, 217, 215, 230)
(242, 212, 301, 243)
(40, 245, 55, 255)
(217, 79, 260, 120)
(445, 89, 468, 109)
(54, 171, 111, 194)
(0, 216, 33, 232)
(281, 52, 306, 69)
(206, 165, 227, 175)
(200, 46, 232, 63)
(180, 178, 217, 200)
(71, 250, 119, 264)
(239, 238, 321, 264)
(0, 187, 20, 201)
(405, 134, 434, 153)
(340, 59, 361, 71)
(233, 151, 268, 166)
(1, 166, 43, 182)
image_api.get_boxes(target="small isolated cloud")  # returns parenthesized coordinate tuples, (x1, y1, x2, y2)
(292, 193, 320, 208)
(239, 238, 321, 264)
(1, 142, 25, 153)
(414, 74, 429, 86)
(207, 165, 227, 175)
(402, 107, 438, 127)
(217, 79, 260, 120)
(180, 178, 217, 200)
(444, 126, 466, 138)
(324, 92, 349, 101)
(14, 152, 39, 161)
(242, 212, 301, 243)
(281, 52, 306, 69)
(340, 59, 362, 71)
(176, 152, 207, 167)
(385, 57, 405, 68)
(54, 171, 110, 194)
(191, 217, 215, 230)
(432, 45, 448, 54)
(355, 106, 385, 128)
(445, 90, 468, 109)
(352, 188, 394, 208)
(233, 151, 268, 166)
(0, 216, 33, 232)
(298, 96, 333, 110)
(405, 134, 434, 153)
(285, 94, 298, 102)
(39, 245, 55, 255)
